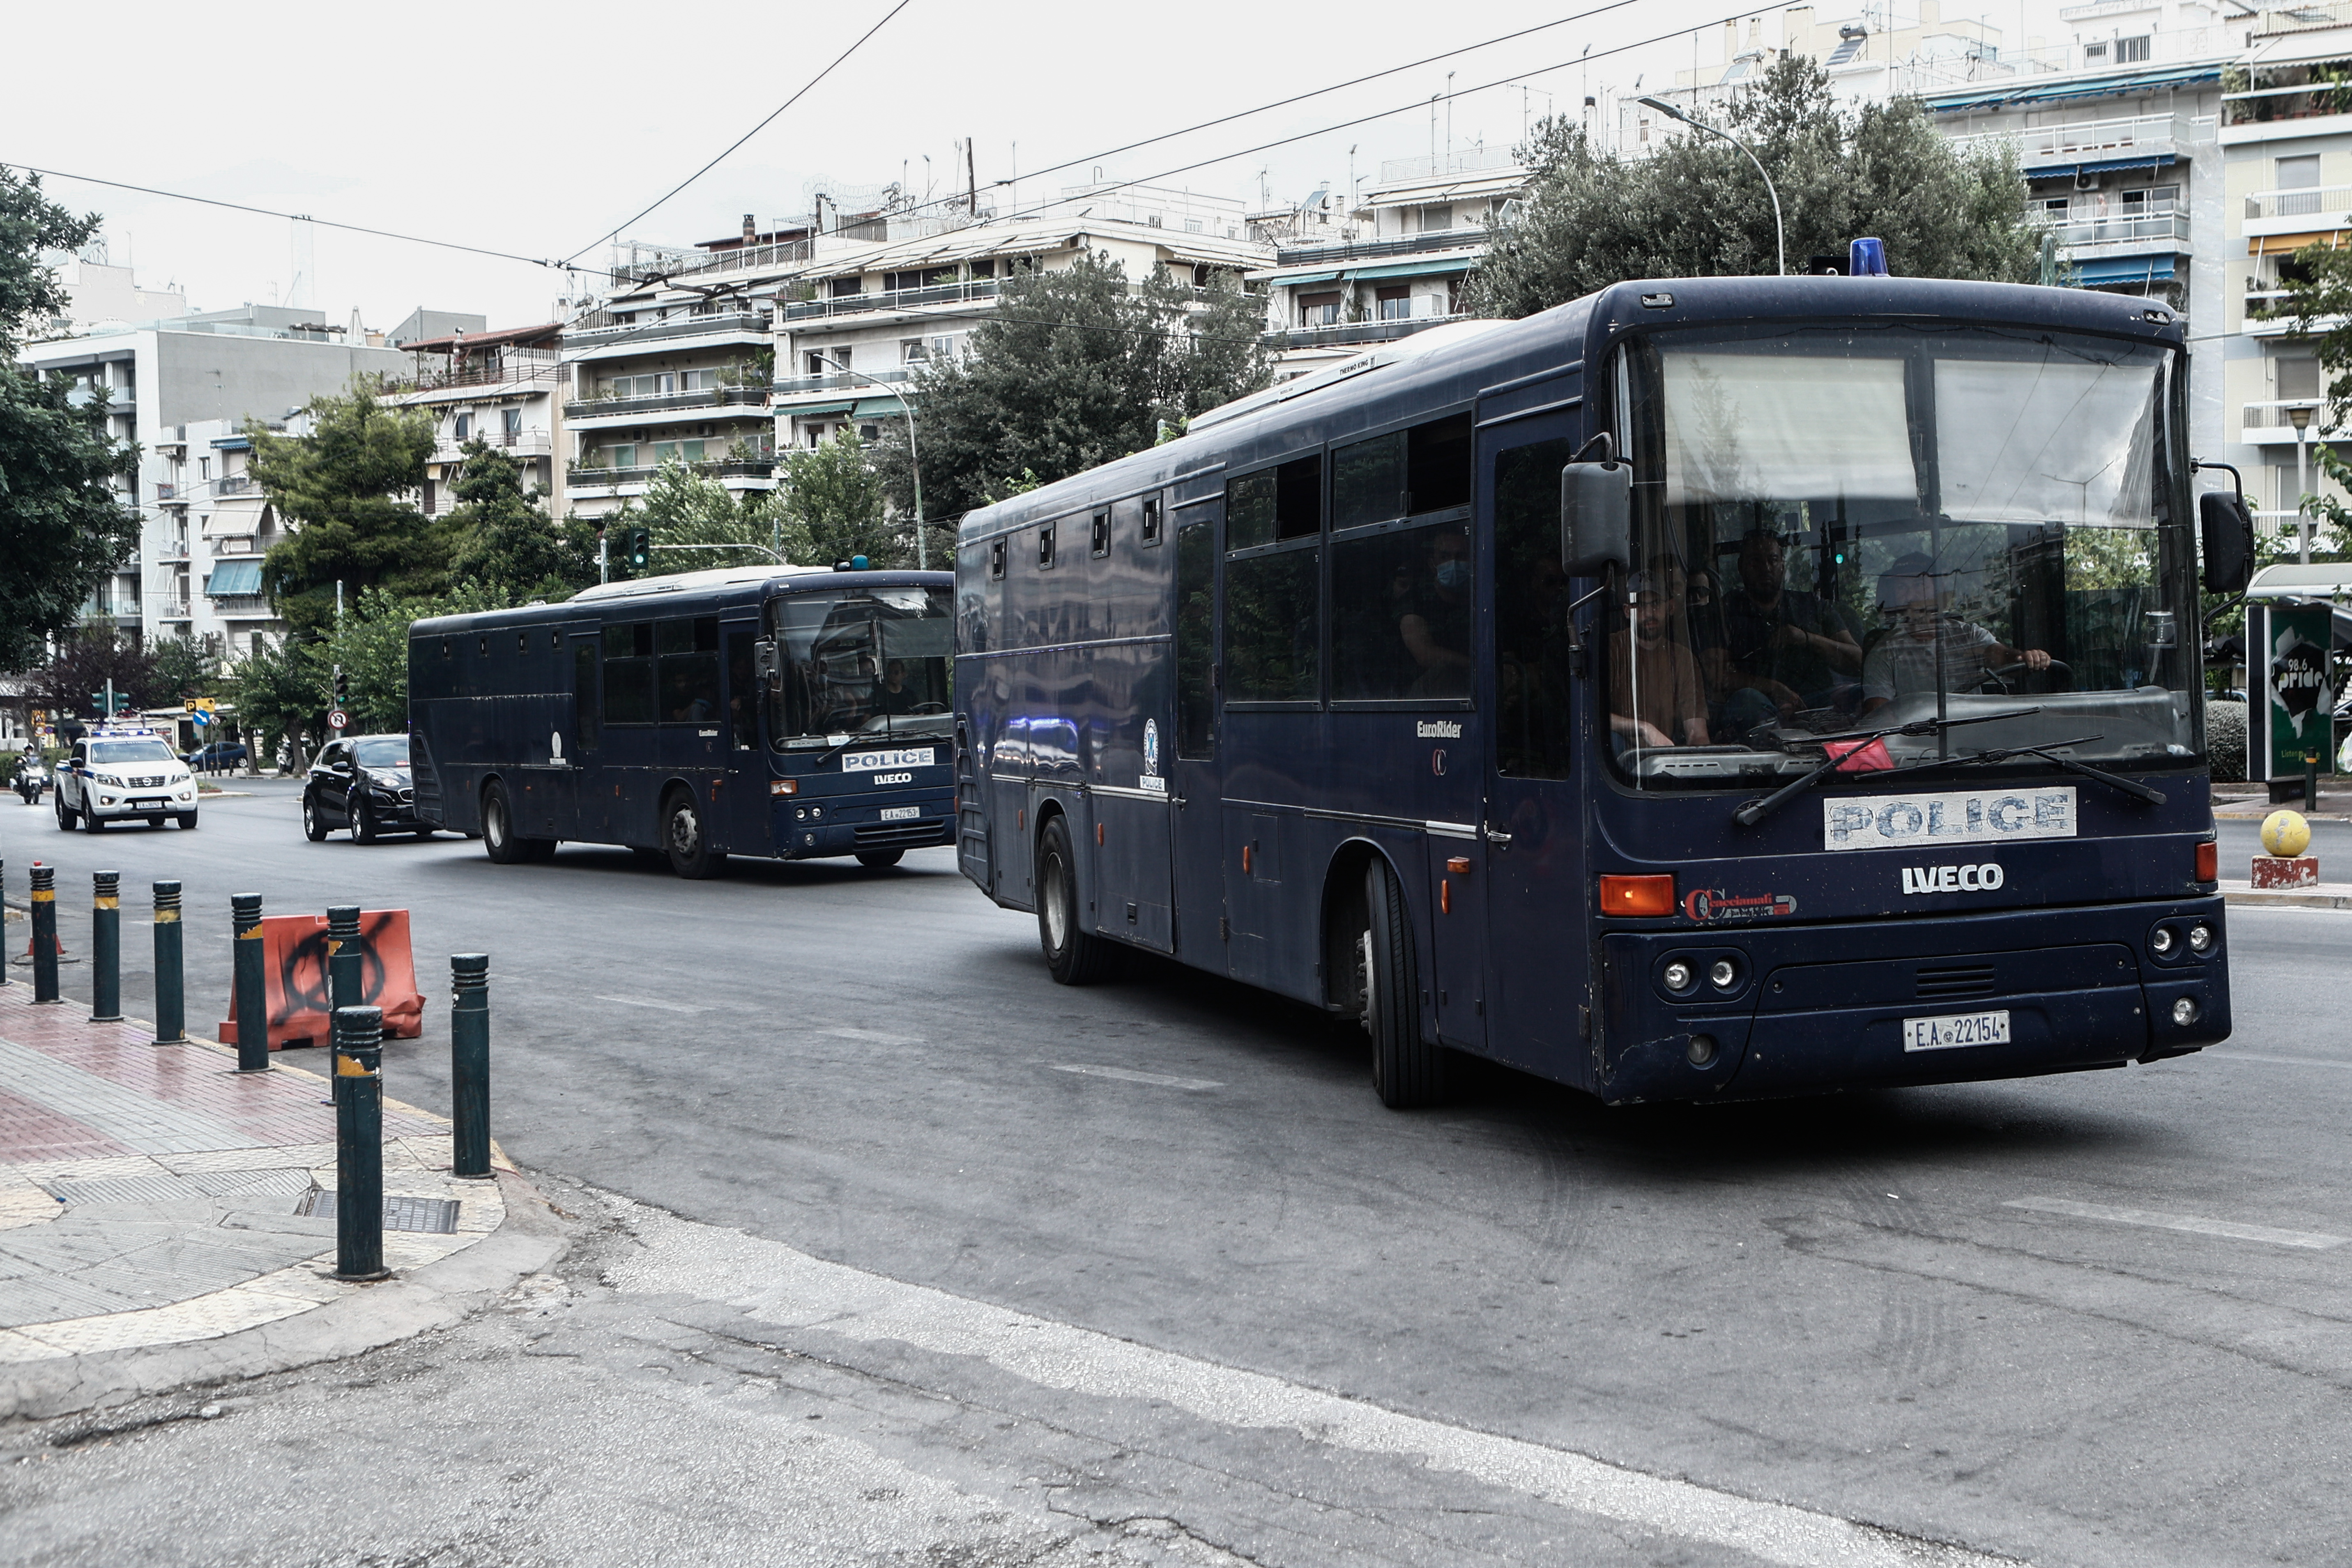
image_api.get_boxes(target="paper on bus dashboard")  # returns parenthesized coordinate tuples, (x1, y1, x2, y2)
(842, 746, 935, 772)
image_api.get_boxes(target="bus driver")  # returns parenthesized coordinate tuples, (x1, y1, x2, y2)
(1858, 552, 2051, 719)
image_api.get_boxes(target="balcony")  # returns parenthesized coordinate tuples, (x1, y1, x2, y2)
(1271, 228, 1490, 267)
(2245, 184, 2352, 239)
(156, 539, 189, 563)
(568, 458, 778, 488)
(216, 473, 254, 495)
(563, 309, 771, 354)
(209, 594, 274, 618)
(780, 279, 1001, 323)
(65, 383, 133, 409)
(2240, 400, 2343, 444)
(153, 597, 192, 622)
(437, 430, 554, 463)
(1376, 147, 1521, 185)
(563, 386, 767, 423)
(380, 348, 563, 395)
(1946, 113, 2187, 173)
(2028, 208, 2189, 255)
(1265, 313, 1477, 351)
(2224, 66, 2352, 131)
(770, 367, 916, 397)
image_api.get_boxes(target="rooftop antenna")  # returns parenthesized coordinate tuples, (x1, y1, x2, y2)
(1446, 71, 1456, 162)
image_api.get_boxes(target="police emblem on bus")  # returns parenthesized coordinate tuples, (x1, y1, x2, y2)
(1143, 718, 1160, 777)
(1901, 863, 2006, 895)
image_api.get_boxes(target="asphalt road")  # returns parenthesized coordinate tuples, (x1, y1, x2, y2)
(5, 782, 2350, 1567)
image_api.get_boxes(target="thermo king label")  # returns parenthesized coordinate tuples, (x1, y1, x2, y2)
(1823, 786, 2076, 852)
(842, 747, 934, 772)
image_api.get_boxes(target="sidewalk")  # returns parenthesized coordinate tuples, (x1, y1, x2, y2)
(2212, 783, 2352, 822)
(0, 982, 562, 1422)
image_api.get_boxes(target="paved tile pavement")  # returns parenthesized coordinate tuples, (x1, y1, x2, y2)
(0, 983, 506, 1366)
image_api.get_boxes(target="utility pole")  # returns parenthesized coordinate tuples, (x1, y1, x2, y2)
(598, 529, 610, 585)
(335, 578, 344, 622)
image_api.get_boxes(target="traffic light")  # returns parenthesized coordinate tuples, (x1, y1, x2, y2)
(621, 527, 653, 572)
(333, 668, 350, 709)
(90, 691, 129, 715)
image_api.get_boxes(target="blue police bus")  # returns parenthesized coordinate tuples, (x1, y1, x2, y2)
(953, 275, 2243, 1106)
(411, 565, 956, 876)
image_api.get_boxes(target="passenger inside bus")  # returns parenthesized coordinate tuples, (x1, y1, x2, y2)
(872, 659, 919, 716)
(1858, 553, 2051, 719)
(1398, 523, 1473, 698)
(1708, 530, 1863, 732)
(1609, 571, 1711, 750)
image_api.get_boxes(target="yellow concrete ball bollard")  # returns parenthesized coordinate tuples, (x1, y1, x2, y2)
(2262, 808, 2312, 858)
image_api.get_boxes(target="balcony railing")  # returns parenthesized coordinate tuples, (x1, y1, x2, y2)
(381, 348, 563, 395)
(216, 473, 253, 494)
(771, 367, 916, 396)
(208, 594, 273, 617)
(1377, 147, 1520, 185)
(156, 540, 189, 562)
(564, 309, 771, 346)
(153, 597, 192, 620)
(2242, 400, 2341, 435)
(563, 386, 768, 420)
(568, 458, 778, 486)
(1947, 113, 2184, 168)
(2224, 69, 2352, 127)
(780, 280, 1002, 322)
(2027, 209, 2190, 248)
(615, 236, 818, 285)
(439, 431, 553, 461)
(1265, 313, 1476, 351)
(65, 383, 133, 408)
(1272, 228, 1490, 267)
(2247, 184, 2352, 223)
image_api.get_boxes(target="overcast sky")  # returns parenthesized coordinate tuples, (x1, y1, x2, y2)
(5, 0, 2075, 332)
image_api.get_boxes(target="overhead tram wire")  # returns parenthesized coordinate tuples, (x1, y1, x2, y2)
(560, 0, 913, 267)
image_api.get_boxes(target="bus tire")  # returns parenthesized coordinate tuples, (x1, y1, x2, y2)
(1365, 858, 1445, 1109)
(663, 787, 725, 880)
(1036, 814, 1115, 984)
(481, 781, 529, 865)
(855, 849, 904, 870)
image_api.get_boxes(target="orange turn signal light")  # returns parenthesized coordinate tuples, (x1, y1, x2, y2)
(1599, 874, 1675, 917)
(2195, 840, 2216, 883)
(769, 778, 798, 796)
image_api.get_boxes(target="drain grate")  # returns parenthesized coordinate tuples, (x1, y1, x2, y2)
(44, 1167, 316, 1207)
(295, 1190, 460, 1234)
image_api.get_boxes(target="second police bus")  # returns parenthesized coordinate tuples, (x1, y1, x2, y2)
(952, 272, 2243, 1107)
(410, 564, 956, 874)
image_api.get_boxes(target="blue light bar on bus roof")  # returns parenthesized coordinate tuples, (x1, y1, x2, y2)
(1849, 237, 1889, 276)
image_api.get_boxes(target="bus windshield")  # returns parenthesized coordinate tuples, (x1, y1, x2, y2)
(768, 585, 954, 746)
(1609, 323, 2196, 787)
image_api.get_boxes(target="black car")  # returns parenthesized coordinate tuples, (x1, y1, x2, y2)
(304, 734, 429, 843)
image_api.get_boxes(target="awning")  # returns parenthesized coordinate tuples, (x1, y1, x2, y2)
(201, 498, 272, 538)
(2250, 230, 2349, 255)
(2075, 256, 2177, 285)
(209, 435, 251, 451)
(2025, 153, 2178, 182)
(1347, 255, 1477, 282)
(205, 558, 264, 596)
(1270, 269, 1342, 286)
(1926, 62, 2221, 112)
(782, 401, 857, 419)
(852, 397, 906, 419)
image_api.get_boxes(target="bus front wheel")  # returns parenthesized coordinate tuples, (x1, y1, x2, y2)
(1036, 815, 1115, 984)
(482, 781, 529, 865)
(663, 788, 725, 880)
(855, 849, 903, 870)
(1365, 858, 1446, 1109)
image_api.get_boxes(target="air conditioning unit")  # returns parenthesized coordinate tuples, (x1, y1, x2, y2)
(2074, 171, 2100, 192)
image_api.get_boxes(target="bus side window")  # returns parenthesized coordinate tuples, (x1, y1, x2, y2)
(724, 630, 756, 750)
(1175, 519, 1216, 757)
(656, 616, 721, 725)
(1141, 497, 1162, 545)
(573, 641, 600, 753)
(603, 622, 655, 725)
(1091, 510, 1110, 557)
(1492, 436, 1580, 779)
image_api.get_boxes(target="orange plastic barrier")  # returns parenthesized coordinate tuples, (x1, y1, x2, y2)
(219, 909, 423, 1050)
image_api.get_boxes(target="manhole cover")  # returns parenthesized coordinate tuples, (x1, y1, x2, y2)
(296, 1190, 460, 1234)
(44, 1167, 315, 1206)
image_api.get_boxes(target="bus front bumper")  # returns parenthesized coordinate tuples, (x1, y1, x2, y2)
(1594, 897, 2230, 1105)
(775, 796, 954, 859)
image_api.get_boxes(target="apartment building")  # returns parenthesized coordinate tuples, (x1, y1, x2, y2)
(1249, 148, 1527, 377)
(40, 243, 187, 334)
(149, 417, 296, 658)
(380, 323, 569, 519)
(18, 305, 407, 653)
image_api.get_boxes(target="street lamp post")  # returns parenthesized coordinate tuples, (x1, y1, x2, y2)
(812, 354, 928, 571)
(2289, 401, 2316, 566)
(1636, 95, 1786, 277)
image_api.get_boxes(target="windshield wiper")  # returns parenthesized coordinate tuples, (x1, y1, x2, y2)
(1731, 707, 2043, 828)
(1939, 734, 2167, 806)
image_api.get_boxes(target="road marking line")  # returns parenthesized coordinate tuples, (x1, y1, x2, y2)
(2005, 1197, 2347, 1250)
(2208, 1051, 2352, 1070)
(592, 995, 713, 1015)
(1050, 1063, 1222, 1091)
(611, 1205, 2008, 1568)
(819, 1027, 920, 1046)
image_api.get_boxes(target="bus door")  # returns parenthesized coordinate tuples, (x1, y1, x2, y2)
(718, 621, 769, 852)
(517, 624, 575, 840)
(1479, 413, 1590, 1077)
(1167, 497, 1225, 961)
(568, 630, 608, 840)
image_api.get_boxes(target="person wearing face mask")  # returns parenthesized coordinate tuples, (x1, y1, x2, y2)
(1399, 524, 1473, 698)
(1857, 552, 2049, 719)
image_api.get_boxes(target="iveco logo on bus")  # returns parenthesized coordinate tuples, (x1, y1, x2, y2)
(1901, 863, 2007, 895)
(1416, 721, 1463, 739)
(872, 771, 913, 786)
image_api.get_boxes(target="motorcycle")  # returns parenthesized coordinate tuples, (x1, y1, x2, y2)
(14, 758, 46, 805)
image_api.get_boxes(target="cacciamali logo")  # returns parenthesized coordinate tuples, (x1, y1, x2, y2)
(1416, 720, 1464, 739)
(1824, 787, 2076, 852)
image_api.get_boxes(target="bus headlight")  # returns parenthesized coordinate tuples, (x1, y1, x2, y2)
(1709, 958, 1738, 990)
(2150, 927, 2175, 956)
(2188, 923, 2213, 954)
(1662, 960, 1694, 993)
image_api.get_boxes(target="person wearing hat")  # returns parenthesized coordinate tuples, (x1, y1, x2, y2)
(1858, 552, 2049, 719)
(1609, 569, 1711, 751)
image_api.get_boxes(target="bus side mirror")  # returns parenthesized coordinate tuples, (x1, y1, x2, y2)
(753, 638, 780, 693)
(2198, 490, 2254, 594)
(1561, 462, 1632, 575)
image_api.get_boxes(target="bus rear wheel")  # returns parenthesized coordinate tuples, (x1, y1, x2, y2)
(663, 788, 725, 880)
(1364, 858, 1445, 1109)
(1036, 814, 1115, 984)
(482, 781, 530, 865)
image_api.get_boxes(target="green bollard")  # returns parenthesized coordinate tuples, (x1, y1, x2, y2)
(232, 893, 269, 1071)
(450, 955, 491, 1180)
(152, 882, 184, 1044)
(90, 871, 121, 1022)
(30, 866, 60, 1005)
(333, 1004, 389, 1280)
(327, 906, 363, 1013)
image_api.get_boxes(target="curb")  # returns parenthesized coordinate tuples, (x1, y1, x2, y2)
(0, 1168, 568, 1424)
(2221, 885, 2352, 910)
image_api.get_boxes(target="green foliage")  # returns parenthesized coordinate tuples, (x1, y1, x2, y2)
(146, 633, 218, 704)
(610, 457, 786, 576)
(2269, 242, 2352, 562)
(1465, 56, 2041, 318)
(0, 167, 142, 669)
(778, 429, 904, 566)
(869, 254, 1273, 521)
(25, 628, 158, 717)
(2205, 700, 2248, 783)
(251, 389, 446, 635)
(219, 636, 319, 767)
(444, 439, 600, 601)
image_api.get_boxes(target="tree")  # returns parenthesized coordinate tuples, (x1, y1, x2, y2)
(147, 633, 218, 704)
(0, 167, 142, 670)
(1465, 56, 2041, 320)
(2272, 242, 2352, 562)
(251, 388, 445, 636)
(612, 457, 786, 576)
(777, 429, 895, 566)
(25, 628, 157, 718)
(445, 440, 600, 601)
(870, 254, 1273, 523)
(219, 636, 320, 772)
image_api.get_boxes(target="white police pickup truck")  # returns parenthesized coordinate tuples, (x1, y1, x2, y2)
(55, 728, 200, 832)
